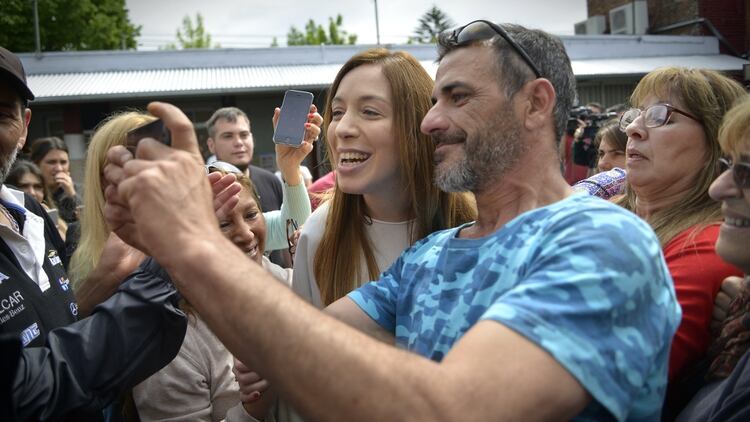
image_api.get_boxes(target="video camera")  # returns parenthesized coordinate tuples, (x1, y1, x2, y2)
(568, 106, 617, 168)
(567, 106, 617, 132)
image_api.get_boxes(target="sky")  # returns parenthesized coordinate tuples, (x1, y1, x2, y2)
(126, 0, 588, 50)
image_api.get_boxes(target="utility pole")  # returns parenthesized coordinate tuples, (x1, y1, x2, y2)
(373, 0, 381, 46)
(33, 0, 41, 57)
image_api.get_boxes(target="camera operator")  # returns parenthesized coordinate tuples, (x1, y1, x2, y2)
(570, 105, 616, 175)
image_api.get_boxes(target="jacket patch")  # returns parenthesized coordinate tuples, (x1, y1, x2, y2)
(58, 276, 70, 291)
(48, 250, 62, 267)
(20, 322, 40, 346)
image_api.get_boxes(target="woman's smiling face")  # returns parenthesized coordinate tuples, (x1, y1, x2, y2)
(218, 184, 266, 265)
(327, 64, 401, 196)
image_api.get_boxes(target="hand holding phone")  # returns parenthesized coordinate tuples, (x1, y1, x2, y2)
(126, 118, 171, 153)
(273, 90, 314, 148)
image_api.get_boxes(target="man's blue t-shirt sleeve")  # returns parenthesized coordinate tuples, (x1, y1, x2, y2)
(348, 254, 404, 332)
(481, 207, 679, 421)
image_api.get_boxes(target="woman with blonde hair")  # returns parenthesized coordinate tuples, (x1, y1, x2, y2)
(292, 48, 476, 308)
(70, 109, 320, 316)
(615, 67, 746, 390)
(68, 112, 154, 316)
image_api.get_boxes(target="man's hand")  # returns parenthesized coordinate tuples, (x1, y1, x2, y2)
(103, 102, 224, 265)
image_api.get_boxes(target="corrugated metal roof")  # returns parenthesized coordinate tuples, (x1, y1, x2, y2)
(26, 61, 440, 102)
(28, 64, 345, 99)
(27, 54, 747, 103)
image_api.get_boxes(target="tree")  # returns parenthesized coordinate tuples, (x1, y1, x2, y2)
(163, 13, 219, 50)
(0, 0, 141, 52)
(284, 14, 357, 46)
(409, 5, 454, 44)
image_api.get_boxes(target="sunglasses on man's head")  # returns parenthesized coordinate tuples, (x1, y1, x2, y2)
(445, 20, 542, 79)
(718, 157, 750, 189)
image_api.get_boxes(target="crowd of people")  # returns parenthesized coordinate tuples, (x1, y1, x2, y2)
(1, 17, 749, 421)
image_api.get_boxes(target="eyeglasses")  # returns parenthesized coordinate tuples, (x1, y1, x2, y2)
(445, 20, 542, 79)
(619, 103, 701, 132)
(286, 218, 299, 265)
(205, 160, 242, 174)
(718, 157, 750, 189)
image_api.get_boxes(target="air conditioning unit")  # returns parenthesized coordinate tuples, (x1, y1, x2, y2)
(574, 20, 587, 35)
(609, 1, 648, 35)
(574, 15, 607, 35)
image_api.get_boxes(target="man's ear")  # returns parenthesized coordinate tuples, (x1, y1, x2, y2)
(207, 137, 215, 154)
(18, 108, 32, 150)
(522, 79, 556, 132)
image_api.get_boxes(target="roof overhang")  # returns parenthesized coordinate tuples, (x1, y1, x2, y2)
(20, 35, 749, 104)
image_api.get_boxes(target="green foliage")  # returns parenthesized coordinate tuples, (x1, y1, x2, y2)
(284, 14, 357, 46)
(409, 5, 454, 44)
(164, 13, 219, 50)
(0, 0, 141, 52)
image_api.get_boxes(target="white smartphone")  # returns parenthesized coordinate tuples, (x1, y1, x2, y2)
(273, 90, 314, 148)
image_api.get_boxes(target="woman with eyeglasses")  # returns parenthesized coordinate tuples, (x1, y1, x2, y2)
(69, 109, 320, 318)
(677, 95, 750, 422)
(614, 67, 746, 406)
(290, 48, 476, 309)
(132, 170, 292, 421)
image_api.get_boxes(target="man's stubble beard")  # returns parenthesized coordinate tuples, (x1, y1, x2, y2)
(434, 108, 526, 193)
(0, 146, 19, 185)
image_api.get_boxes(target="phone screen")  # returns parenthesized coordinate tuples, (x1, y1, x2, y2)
(126, 119, 171, 153)
(273, 90, 314, 148)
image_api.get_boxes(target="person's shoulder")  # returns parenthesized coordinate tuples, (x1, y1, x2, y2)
(250, 165, 279, 181)
(300, 201, 330, 236)
(551, 192, 649, 228)
(262, 255, 293, 287)
(530, 193, 660, 250)
(669, 223, 721, 245)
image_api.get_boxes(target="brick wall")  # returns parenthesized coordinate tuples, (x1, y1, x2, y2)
(699, 0, 748, 54)
(586, 0, 747, 53)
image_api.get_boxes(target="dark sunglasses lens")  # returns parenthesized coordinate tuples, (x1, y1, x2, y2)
(456, 21, 497, 44)
(735, 163, 750, 188)
(718, 158, 731, 173)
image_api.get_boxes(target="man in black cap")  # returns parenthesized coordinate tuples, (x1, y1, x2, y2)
(0, 45, 78, 347)
(0, 46, 187, 421)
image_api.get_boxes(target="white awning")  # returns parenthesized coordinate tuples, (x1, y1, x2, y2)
(572, 54, 748, 78)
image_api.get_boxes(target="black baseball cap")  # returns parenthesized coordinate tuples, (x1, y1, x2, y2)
(0, 46, 35, 102)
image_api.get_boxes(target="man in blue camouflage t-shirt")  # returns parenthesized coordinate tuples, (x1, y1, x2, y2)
(101, 21, 682, 422)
